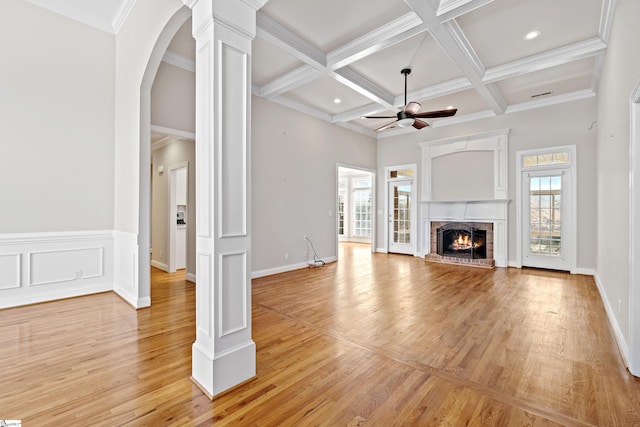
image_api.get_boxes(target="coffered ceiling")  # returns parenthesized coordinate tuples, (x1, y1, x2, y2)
(25, 0, 614, 138)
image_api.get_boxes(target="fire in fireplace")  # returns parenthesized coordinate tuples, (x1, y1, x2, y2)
(437, 223, 487, 259)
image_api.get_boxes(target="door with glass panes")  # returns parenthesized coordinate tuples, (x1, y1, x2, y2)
(388, 180, 414, 255)
(522, 169, 572, 271)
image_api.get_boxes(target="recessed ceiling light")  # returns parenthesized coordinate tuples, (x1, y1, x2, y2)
(333, 98, 342, 104)
(446, 105, 455, 110)
(524, 30, 541, 40)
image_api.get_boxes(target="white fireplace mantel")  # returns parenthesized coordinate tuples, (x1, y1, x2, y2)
(419, 130, 510, 267)
(424, 199, 509, 267)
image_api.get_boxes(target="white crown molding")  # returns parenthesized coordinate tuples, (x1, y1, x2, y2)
(599, 0, 618, 42)
(111, 0, 136, 33)
(150, 124, 196, 141)
(256, 65, 322, 97)
(483, 37, 607, 84)
(162, 51, 196, 73)
(430, 109, 496, 128)
(505, 89, 595, 114)
(265, 95, 333, 123)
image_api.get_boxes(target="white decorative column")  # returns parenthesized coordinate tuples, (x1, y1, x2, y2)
(184, 0, 265, 398)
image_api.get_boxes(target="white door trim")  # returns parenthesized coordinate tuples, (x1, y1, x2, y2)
(168, 162, 188, 273)
(515, 145, 577, 273)
(385, 164, 417, 255)
(629, 81, 640, 375)
(336, 164, 377, 256)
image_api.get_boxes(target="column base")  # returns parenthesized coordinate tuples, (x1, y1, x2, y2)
(192, 340, 256, 398)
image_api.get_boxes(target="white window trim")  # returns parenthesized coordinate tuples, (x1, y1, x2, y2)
(515, 145, 577, 273)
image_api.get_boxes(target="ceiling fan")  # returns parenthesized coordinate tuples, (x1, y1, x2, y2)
(362, 68, 457, 131)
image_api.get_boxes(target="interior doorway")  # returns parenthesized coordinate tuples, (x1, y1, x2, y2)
(337, 165, 376, 256)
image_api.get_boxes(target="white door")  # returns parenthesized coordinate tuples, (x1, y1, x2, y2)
(388, 180, 414, 255)
(522, 170, 572, 271)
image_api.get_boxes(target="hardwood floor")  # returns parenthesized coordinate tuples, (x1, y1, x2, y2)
(2, 242, 640, 425)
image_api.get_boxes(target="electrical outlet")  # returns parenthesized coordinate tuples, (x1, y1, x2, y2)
(74, 270, 82, 279)
(619, 299, 622, 314)
(284, 252, 289, 260)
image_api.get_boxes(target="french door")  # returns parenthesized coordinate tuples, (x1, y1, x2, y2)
(388, 180, 414, 255)
(522, 169, 572, 271)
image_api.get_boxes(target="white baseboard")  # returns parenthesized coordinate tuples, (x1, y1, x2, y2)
(593, 272, 630, 368)
(186, 271, 196, 283)
(252, 256, 337, 279)
(376, 247, 387, 253)
(151, 259, 169, 272)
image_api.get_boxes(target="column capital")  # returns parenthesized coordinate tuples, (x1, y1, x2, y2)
(184, 0, 267, 40)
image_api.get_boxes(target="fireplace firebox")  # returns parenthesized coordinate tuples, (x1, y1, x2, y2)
(437, 223, 487, 259)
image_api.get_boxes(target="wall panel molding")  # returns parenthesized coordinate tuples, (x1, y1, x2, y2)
(0, 230, 113, 309)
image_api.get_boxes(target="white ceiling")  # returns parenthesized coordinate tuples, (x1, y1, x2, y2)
(26, 0, 613, 139)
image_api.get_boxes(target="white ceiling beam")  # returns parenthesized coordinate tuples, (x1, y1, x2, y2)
(256, 65, 323, 97)
(404, 77, 473, 104)
(256, 11, 326, 69)
(436, 0, 494, 22)
(483, 38, 607, 83)
(332, 67, 396, 109)
(406, 0, 507, 114)
(327, 12, 426, 70)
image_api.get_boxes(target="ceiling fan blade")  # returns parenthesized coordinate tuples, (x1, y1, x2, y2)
(361, 115, 397, 119)
(404, 102, 421, 115)
(412, 119, 429, 130)
(375, 120, 398, 132)
(412, 108, 458, 118)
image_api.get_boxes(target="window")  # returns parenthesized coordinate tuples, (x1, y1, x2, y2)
(353, 180, 372, 237)
(389, 168, 414, 179)
(338, 180, 346, 236)
(523, 152, 569, 167)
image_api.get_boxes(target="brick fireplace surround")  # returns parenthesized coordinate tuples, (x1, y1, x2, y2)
(425, 221, 495, 268)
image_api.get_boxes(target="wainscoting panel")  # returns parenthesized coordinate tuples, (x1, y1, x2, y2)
(0, 253, 21, 290)
(113, 231, 142, 308)
(29, 247, 103, 286)
(0, 231, 113, 309)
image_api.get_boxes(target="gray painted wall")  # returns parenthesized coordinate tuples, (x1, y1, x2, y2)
(251, 95, 377, 273)
(596, 0, 640, 344)
(0, 0, 115, 233)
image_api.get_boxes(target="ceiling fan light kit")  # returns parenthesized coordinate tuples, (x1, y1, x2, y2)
(362, 67, 457, 131)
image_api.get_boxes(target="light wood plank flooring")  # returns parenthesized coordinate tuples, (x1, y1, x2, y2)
(2, 242, 640, 425)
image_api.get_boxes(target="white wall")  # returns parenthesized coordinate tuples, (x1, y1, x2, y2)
(596, 0, 640, 350)
(151, 139, 196, 277)
(0, 0, 115, 233)
(251, 96, 377, 275)
(376, 97, 598, 270)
